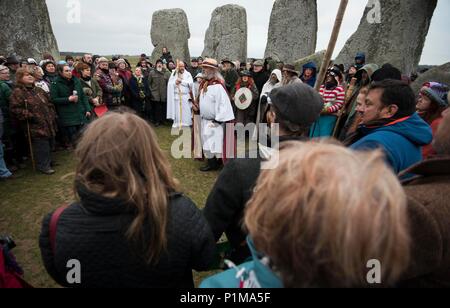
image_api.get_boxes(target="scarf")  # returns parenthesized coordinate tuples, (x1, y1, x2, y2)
(199, 78, 227, 97)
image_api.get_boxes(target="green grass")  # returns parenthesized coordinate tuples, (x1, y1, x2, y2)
(0, 125, 220, 288)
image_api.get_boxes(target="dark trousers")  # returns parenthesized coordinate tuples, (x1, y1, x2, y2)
(4, 130, 28, 166)
(131, 99, 145, 117)
(0, 125, 12, 177)
(149, 100, 166, 124)
(236, 100, 257, 126)
(61, 125, 82, 146)
(32, 138, 53, 172)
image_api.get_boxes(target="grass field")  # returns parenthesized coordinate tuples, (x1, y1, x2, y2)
(0, 125, 221, 288)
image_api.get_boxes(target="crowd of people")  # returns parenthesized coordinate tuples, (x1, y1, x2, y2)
(0, 47, 449, 289)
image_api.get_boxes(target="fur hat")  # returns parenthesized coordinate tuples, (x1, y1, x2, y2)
(97, 57, 109, 64)
(116, 58, 127, 67)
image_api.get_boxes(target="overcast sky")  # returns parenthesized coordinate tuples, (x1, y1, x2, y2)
(46, 0, 449, 65)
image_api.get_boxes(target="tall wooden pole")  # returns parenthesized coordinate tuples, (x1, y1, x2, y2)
(314, 0, 349, 91)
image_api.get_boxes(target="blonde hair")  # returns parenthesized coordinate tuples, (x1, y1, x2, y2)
(245, 141, 410, 287)
(15, 67, 36, 86)
(75, 112, 179, 263)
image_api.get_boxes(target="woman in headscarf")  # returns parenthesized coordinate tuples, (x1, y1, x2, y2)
(255, 69, 282, 127)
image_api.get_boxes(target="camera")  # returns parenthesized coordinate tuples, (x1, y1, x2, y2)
(0, 235, 16, 250)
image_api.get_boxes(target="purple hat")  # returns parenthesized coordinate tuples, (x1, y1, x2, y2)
(421, 82, 449, 107)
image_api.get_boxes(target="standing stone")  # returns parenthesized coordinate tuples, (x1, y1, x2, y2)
(335, 0, 438, 75)
(294, 50, 326, 72)
(411, 63, 450, 95)
(150, 9, 190, 64)
(264, 0, 317, 64)
(0, 0, 59, 60)
(202, 5, 247, 63)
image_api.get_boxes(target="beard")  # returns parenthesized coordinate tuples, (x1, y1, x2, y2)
(325, 80, 338, 90)
(204, 71, 215, 80)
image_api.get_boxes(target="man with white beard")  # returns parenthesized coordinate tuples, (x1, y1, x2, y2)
(148, 59, 170, 126)
(197, 58, 235, 172)
(167, 61, 193, 128)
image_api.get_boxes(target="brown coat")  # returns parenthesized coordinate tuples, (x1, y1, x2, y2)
(399, 156, 450, 288)
(10, 85, 57, 139)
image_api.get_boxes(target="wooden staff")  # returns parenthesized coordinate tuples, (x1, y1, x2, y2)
(175, 59, 183, 128)
(24, 99, 36, 171)
(189, 87, 202, 159)
(332, 77, 357, 138)
(314, 0, 349, 91)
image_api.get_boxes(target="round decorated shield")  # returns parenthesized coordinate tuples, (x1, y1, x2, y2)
(234, 87, 253, 110)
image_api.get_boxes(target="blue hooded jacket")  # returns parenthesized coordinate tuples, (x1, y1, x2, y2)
(351, 113, 433, 174)
(300, 62, 317, 88)
(355, 52, 366, 70)
(200, 238, 284, 289)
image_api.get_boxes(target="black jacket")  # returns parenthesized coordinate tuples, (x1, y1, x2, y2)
(203, 136, 306, 264)
(39, 183, 216, 288)
(160, 52, 173, 65)
(252, 70, 270, 96)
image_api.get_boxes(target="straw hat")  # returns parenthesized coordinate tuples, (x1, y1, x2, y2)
(201, 58, 219, 70)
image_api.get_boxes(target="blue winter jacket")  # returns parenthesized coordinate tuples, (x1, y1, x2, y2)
(351, 113, 433, 174)
(300, 62, 317, 88)
(200, 238, 283, 289)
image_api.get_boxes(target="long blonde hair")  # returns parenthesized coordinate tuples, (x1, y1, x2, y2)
(75, 112, 179, 263)
(245, 141, 410, 287)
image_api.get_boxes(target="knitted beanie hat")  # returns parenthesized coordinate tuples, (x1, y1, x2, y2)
(421, 82, 449, 107)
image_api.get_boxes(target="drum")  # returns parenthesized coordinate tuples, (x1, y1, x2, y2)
(234, 87, 253, 110)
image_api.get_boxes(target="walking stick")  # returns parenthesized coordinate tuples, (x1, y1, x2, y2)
(175, 60, 183, 128)
(24, 99, 36, 171)
(314, 0, 349, 92)
(332, 77, 357, 138)
(178, 85, 183, 129)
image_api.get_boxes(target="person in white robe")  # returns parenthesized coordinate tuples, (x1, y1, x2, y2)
(198, 58, 235, 172)
(253, 69, 283, 140)
(167, 62, 193, 128)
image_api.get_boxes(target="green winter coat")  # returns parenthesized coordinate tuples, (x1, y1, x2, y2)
(50, 76, 92, 127)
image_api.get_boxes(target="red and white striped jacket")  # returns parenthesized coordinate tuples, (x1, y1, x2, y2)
(319, 85, 345, 114)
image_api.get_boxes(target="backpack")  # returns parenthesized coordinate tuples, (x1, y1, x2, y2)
(0, 237, 33, 288)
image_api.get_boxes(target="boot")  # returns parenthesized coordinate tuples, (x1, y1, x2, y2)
(200, 158, 220, 172)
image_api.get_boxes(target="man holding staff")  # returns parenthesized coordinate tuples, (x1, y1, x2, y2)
(167, 61, 193, 129)
(198, 58, 235, 172)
